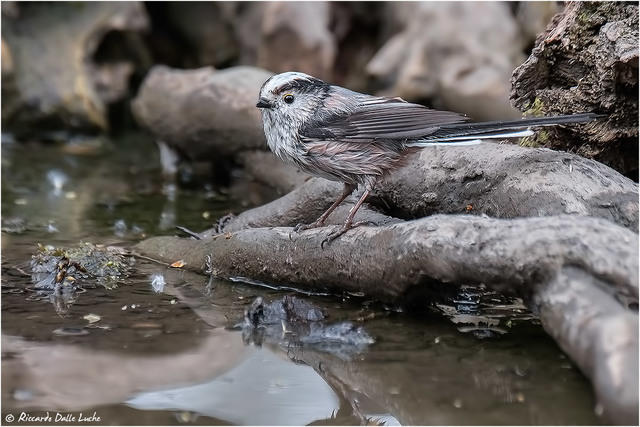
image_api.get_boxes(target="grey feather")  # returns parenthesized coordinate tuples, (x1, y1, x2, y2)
(256, 71, 603, 188)
(300, 94, 469, 142)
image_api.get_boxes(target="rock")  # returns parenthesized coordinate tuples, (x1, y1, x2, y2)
(88, 62, 135, 104)
(244, 295, 325, 327)
(1, 2, 150, 138)
(242, 295, 373, 355)
(329, 2, 384, 91)
(1, 2, 19, 19)
(1, 38, 13, 76)
(160, 2, 238, 67)
(366, 2, 524, 121)
(159, 2, 337, 79)
(255, 2, 336, 80)
(30, 243, 133, 290)
(511, 2, 639, 179)
(132, 66, 272, 160)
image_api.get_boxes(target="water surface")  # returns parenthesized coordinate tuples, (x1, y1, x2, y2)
(1, 135, 599, 425)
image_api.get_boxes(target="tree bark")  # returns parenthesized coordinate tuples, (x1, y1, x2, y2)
(136, 214, 638, 424)
(226, 143, 639, 233)
(510, 2, 639, 178)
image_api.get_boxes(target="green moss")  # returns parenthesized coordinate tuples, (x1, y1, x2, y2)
(519, 129, 550, 148)
(519, 136, 540, 148)
(577, 8, 593, 26)
(537, 130, 550, 143)
(524, 97, 546, 117)
(31, 242, 133, 290)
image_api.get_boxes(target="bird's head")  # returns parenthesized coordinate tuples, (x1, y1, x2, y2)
(256, 72, 330, 125)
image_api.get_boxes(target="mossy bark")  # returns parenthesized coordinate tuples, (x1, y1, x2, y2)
(511, 2, 639, 179)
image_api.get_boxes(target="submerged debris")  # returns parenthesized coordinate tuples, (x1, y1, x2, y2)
(30, 242, 134, 290)
(1, 217, 27, 234)
(83, 313, 101, 324)
(435, 286, 536, 338)
(170, 259, 186, 268)
(52, 327, 89, 336)
(244, 295, 325, 327)
(242, 295, 374, 357)
(149, 273, 165, 293)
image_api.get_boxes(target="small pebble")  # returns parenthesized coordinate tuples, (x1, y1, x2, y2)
(47, 169, 68, 192)
(83, 313, 101, 324)
(13, 389, 34, 401)
(150, 273, 165, 293)
(53, 327, 88, 336)
(453, 398, 463, 409)
(113, 219, 127, 236)
(594, 403, 604, 416)
(131, 321, 163, 329)
(175, 411, 198, 423)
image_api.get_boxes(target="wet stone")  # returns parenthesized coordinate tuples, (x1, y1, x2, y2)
(130, 321, 163, 329)
(244, 295, 325, 326)
(435, 286, 534, 338)
(1, 217, 27, 234)
(242, 295, 374, 357)
(30, 243, 134, 290)
(52, 327, 89, 336)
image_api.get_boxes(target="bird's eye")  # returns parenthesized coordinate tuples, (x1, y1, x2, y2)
(283, 94, 294, 104)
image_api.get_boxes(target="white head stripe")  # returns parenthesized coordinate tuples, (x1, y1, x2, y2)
(260, 72, 316, 95)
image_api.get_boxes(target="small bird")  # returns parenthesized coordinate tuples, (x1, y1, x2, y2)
(256, 71, 600, 243)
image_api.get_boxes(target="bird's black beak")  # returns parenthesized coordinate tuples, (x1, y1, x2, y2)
(256, 98, 273, 109)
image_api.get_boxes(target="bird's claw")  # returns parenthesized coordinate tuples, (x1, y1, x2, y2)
(294, 221, 324, 232)
(320, 220, 371, 249)
(293, 223, 310, 233)
(289, 221, 322, 240)
(320, 232, 341, 249)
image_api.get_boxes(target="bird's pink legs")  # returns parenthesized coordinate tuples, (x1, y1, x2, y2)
(295, 183, 356, 231)
(321, 188, 371, 247)
(294, 183, 373, 247)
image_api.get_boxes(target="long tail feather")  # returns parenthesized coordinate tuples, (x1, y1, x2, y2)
(408, 130, 534, 146)
(416, 113, 602, 144)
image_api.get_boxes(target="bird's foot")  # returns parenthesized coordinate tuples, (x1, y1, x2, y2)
(321, 220, 371, 249)
(293, 221, 323, 233)
(289, 220, 323, 240)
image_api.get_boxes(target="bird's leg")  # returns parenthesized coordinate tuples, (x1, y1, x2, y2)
(321, 188, 371, 247)
(294, 183, 355, 232)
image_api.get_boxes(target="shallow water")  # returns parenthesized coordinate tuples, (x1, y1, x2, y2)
(1, 135, 600, 425)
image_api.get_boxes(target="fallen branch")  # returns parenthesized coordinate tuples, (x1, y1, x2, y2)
(137, 215, 637, 301)
(203, 178, 400, 237)
(371, 144, 637, 230)
(227, 143, 639, 233)
(136, 214, 638, 423)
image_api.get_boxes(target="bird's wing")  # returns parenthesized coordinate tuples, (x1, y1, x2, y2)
(299, 97, 470, 143)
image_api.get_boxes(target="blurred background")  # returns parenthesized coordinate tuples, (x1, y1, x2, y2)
(1, 3, 637, 425)
(1, 1, 560, 138)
